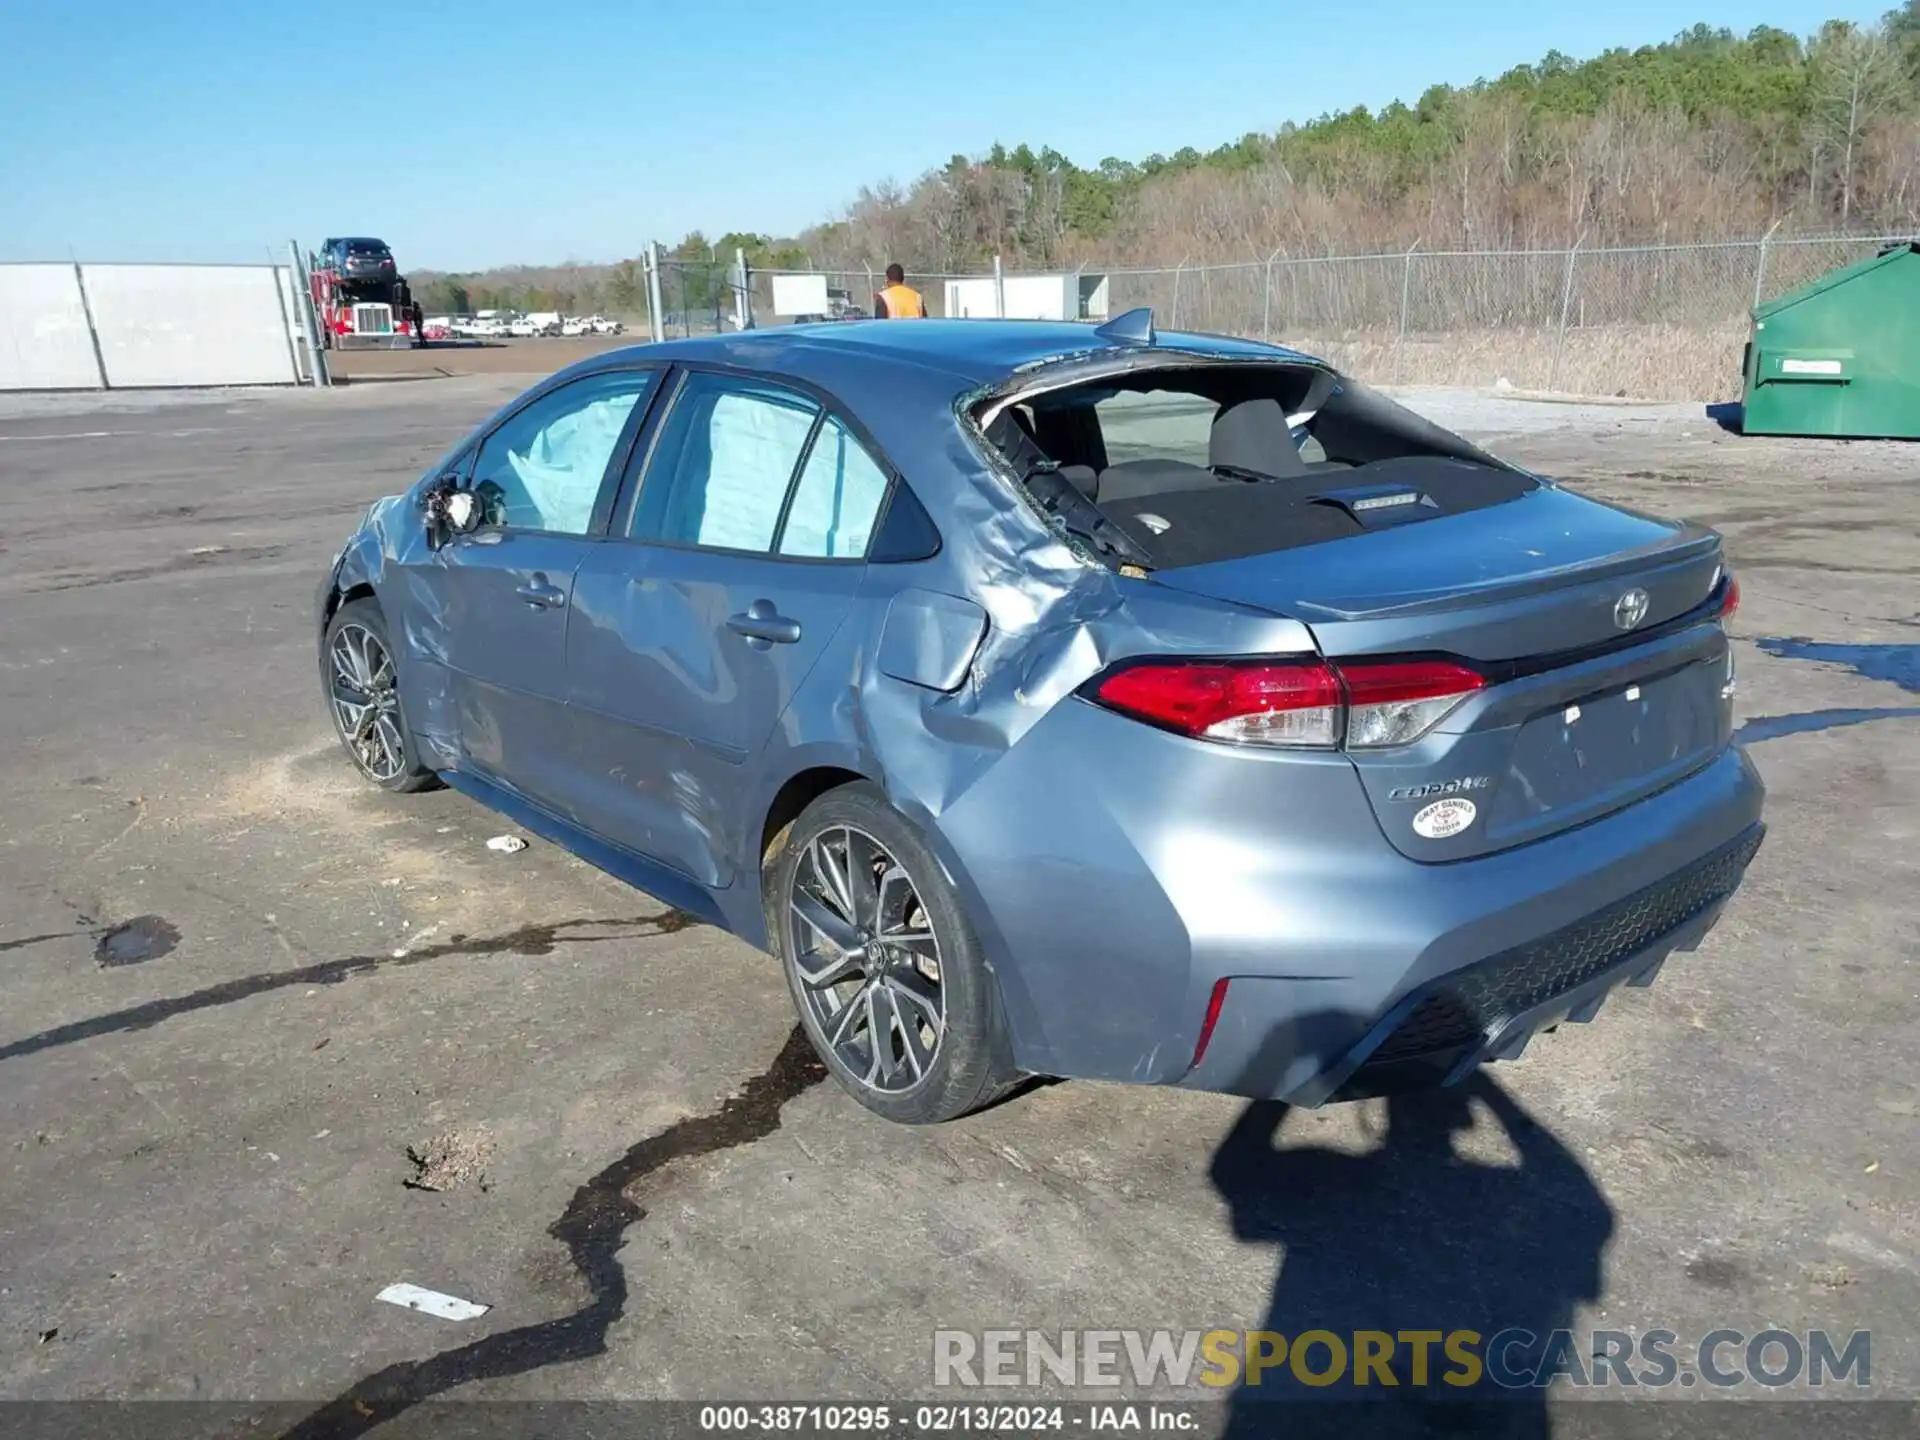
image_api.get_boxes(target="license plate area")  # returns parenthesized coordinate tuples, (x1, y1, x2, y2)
(1485, 659, 1723, 838)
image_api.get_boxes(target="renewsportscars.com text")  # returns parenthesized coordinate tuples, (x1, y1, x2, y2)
(933, 1327, 1871, 1391)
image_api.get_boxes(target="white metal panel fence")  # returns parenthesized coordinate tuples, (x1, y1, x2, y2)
(82, 264, 301, 388)
(0, 262, 306, 391)
(0, 264, 103, 390)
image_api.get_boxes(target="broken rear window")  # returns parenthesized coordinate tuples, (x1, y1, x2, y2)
(974, 360, 1538, 570)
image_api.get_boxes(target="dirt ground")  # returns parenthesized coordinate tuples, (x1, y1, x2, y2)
(328, 336, 637, 382)
(0, 372, 1915, 1434)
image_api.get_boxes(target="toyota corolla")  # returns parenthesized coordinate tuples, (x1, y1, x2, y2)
(316, 312, 1764, 1124)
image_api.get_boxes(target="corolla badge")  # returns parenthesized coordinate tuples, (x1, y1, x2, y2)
(1613, 587, 1651, 630)
(1387, 776, 1491, 802)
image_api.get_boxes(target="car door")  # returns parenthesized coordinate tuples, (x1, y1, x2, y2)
(430, 367, 658, 814)
(565, 368, 893, 886)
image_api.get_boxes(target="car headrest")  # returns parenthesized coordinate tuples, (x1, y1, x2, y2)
(1056, 464, 1099, 501)
(1209, 398, 1308, 477)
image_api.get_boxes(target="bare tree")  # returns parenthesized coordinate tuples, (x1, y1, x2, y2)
(1811, 21, 1905, 225)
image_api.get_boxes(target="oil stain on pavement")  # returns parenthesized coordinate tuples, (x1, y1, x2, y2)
(0, 912, 698, 1064)
(0, 931, 80, 955)
(279, 1027, 828, 1440)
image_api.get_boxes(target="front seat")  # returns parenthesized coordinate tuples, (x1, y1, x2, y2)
(1209, 398, 1309, 479)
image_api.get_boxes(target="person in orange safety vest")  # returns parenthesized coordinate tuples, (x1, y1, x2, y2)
(874, 263, 927, 319)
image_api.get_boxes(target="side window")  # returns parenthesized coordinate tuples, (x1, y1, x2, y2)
(469, 370, 654, 535)
(630, 372, 819, 551)
(778, 414, 891, 559)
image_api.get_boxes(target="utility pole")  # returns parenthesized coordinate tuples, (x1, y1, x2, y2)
(645, 241, 666, 344)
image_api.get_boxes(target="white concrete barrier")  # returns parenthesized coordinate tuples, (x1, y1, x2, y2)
(83, 264, 301, 388)
(0, 265, 103, 390)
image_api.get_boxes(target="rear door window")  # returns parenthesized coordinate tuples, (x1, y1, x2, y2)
(630, 372, 820, 552)
(778, 415, 891, 559)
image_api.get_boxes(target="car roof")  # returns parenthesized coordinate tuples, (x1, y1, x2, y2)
(579, 319, 1316, 390)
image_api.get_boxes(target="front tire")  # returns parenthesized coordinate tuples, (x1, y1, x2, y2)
(768, 784, 1017, 1124)
(323, 598, 437, 793)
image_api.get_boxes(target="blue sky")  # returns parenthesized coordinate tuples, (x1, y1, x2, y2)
(0, 0, 1889, 270)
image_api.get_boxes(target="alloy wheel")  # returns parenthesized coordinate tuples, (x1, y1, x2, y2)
(787, 825, 946, 1093)
(328, 622, 406, 783)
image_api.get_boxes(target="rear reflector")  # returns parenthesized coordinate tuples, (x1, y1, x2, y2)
(1192, 977, 1231, 1067)
(1089, 656, 1482, 750)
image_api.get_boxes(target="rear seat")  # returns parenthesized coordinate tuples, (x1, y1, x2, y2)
(1100, 397, 1317, 503)
(1096, 457, 1221, 503)
(988, 410, 1102, 500)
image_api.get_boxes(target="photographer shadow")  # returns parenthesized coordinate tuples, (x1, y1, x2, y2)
(1209, 1020, 1614, 1439)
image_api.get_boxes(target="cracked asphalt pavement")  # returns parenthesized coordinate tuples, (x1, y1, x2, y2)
(1, 374, 1915, 1428)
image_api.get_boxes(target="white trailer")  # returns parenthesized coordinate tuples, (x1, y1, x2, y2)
(943, 273, 1110, 321)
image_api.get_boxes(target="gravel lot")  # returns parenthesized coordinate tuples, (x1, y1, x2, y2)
(327, 336, 636, 382)
(1, 364, 1915, 1434)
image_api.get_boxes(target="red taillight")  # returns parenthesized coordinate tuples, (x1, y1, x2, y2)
(1192, 977, 1231, 1067)
(1720, 574, 1740, 620)
(1093, 659, 1342, 747)
(1089, 656, 1482, 751)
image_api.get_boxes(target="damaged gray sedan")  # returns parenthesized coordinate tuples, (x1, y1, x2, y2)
(317, 312, 1764, 1123)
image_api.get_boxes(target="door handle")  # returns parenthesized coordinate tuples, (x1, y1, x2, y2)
(515, 576, 568, 610)
(727, 599, 802, 646)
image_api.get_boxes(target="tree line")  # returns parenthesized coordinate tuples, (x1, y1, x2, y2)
(412, 9, 1920, 317)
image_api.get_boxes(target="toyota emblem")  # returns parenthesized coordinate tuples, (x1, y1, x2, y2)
(1613, 588, 1651, 630)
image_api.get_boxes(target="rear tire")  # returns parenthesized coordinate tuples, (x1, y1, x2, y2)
(767, 783, 1018, 1124)
(322, 598, 437, 793)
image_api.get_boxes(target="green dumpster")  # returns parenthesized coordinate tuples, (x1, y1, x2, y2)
(1740, 240, 1920, 439)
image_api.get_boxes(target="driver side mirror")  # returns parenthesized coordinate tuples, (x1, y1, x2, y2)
(423, 472, 483, 548)
(443, 490, 482, 534)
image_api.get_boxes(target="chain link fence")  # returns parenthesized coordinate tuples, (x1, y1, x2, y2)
(654, 233, 1911, 400)
(1103, 235, 1910, 400)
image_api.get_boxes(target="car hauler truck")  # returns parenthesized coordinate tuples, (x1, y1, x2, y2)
(309, 236, 422, 349)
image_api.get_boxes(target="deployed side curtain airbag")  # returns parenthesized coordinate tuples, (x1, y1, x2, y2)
(781, 418, 890, 558)
(504, 393, 642, 532)
(690, 392, 818, 551)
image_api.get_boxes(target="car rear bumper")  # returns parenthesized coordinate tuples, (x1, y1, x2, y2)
(931, 698, 1766, 1100)
(1181, 822, 1762, 1104)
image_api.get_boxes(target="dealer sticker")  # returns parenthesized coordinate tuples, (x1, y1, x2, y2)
(1412, 797, 1477, 839)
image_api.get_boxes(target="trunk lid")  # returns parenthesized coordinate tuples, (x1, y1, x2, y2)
(1150, 486, 1735, 861)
